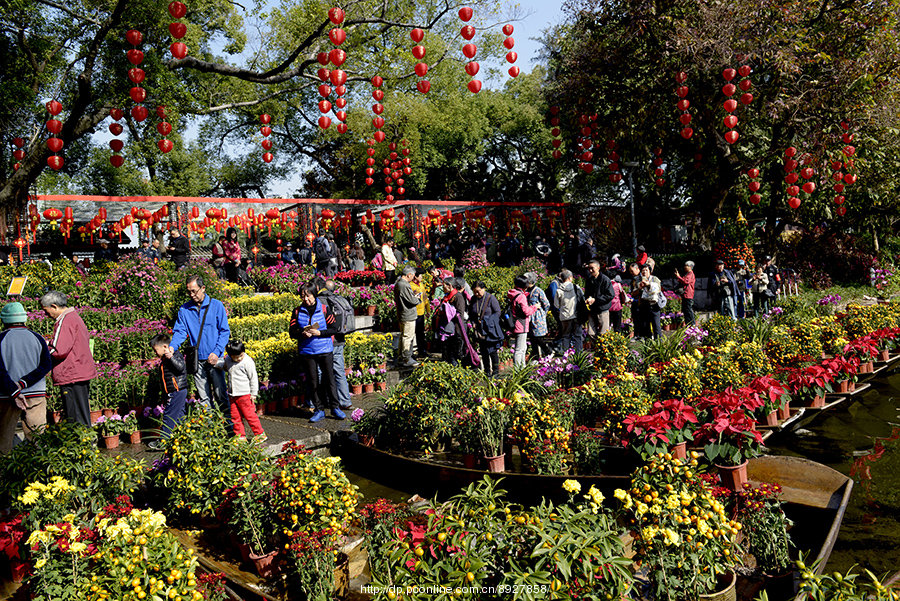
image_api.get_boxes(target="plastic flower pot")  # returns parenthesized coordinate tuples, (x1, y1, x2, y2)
(89, 409, 102, 425)
(129, 431, 141, 444)
(249, 549, 279, 578)
(364, 383, 375, 393)
(103, 434, 120, 449)
(716, 461, 749, 492)
(351, 385, 362, 395)
(484, 453, 506, 473)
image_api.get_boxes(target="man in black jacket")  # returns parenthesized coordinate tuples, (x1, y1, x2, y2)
(166, 229, 191, 270)
(584, 259, 615, 341)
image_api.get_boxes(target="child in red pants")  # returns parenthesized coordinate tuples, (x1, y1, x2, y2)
(218, 340, 266, 442)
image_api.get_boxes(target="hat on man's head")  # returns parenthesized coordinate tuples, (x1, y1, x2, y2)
(715, 259, 725, 266)
(285, 243, 293, 248)
(98, 238, 110, 244)
(1, 302, 28, 325)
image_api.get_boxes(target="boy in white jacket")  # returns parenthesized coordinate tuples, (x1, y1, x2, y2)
(217, 340, 266, 442)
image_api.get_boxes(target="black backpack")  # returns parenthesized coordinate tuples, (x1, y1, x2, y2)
(320, 292, 354, 335)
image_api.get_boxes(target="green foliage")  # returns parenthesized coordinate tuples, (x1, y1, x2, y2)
(639, 333, 685, 365)
(0, 423, 145, 510)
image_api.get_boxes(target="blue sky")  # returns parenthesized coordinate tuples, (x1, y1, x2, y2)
(513, 0, 566, 69)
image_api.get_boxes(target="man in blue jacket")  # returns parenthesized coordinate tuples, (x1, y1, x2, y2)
(170, 275, 232, 433)
(0, 302, 53, 454)
(709, 260, 739, 320)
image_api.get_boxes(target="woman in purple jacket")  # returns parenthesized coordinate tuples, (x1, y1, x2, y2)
(289, 284, 344, 423)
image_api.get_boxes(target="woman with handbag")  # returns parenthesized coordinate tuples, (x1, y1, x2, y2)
(469, 282, 503, 378)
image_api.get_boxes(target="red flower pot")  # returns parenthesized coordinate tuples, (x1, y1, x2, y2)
(266, 401, 277, 414)
(376, 382, 387, 392)
(366, 305, 377, 316)
(879, 349, 890, 362)
(765, 410, 779, 427)
(808, 394, 825, 408)
(103, 434, 120, 449)
(89, 409, 102, 425)
(671, 441, 687, 459)
(129, 431, 142, 444)
(462, 453, 477, 469)
(359, 434, 375, 447)
(364, 383, 375, 393)
(351, 384, 363, 395)
(778, 401, 791, 421)
(838, 380, 849, 393)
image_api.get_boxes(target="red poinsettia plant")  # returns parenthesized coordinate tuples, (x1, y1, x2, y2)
(693, 388, 765, 467)
(745, 375, 792, 417)
(821, 356, 859, 383)
(0, 515, 26, 560)
(622, 399, 698, 458)
(843, 336, 880, 361)
(784, 364, 834, 399)
(868, 327, 900, 352)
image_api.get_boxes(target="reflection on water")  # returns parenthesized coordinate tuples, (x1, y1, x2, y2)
(767, 372, 900, 575)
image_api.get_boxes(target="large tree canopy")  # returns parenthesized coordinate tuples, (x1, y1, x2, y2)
(0, 0, 521, 209)
(545, 0, 900, 246)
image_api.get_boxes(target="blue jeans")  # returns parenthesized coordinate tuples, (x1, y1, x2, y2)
(162, 389, 188, 438)
(332, 343, 352, 408)
(193, 362, 232, 435)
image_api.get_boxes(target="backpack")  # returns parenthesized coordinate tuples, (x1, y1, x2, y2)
(573, 285, 590, 325)
(502, 293, 523, 332)
(320, 293, 354, 335)
(372, 252, 384, 270)
(314, 237, 334, 261)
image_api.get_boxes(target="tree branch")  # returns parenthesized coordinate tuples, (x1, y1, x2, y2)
(34, 0, 102, 25)
(202, 85, 312, 114)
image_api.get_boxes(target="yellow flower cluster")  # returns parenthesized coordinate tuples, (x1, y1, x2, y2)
(271, 455, 359, 537)
(813, 316, 848, 356)
(228, 292, 302, 317)
(593, 331, 631, 375)
(615, 453, 740, 568)
(563, 480, 607, 514)
(244, 332, 296, 361)
(732, 341, 772, 376)
(765, 326, 802, 366)
(658, 352, 703, 400)
(791, 321, 824, 358)
(701, 343, 744, 391)
(18, 476, 75, 506)
(508, 393, 571, 462)
(229, 311, 291, 341)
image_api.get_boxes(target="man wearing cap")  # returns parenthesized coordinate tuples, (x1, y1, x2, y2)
(763, 256, 780, 299)
(709, 260, 739, 320)
(94, 239, 117, 264)
(281, 243, 298, 265)
(0, 302, 53, 453)
(40, 291, 98, 425)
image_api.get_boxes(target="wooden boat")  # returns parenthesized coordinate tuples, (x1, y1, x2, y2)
(331, 430, 633, 506)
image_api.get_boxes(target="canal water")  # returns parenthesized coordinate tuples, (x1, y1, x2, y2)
(766, 371, 900, 576)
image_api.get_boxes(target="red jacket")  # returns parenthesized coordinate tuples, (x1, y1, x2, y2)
(48, 308, 97, 385)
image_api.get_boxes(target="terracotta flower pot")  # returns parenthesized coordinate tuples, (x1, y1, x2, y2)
(129, 431, 141, 444)
(359, 434, 375, 447)
(765, 410, 779, 427)
(89, 409, 102, 425)
(849, 381, 856, 392)
(364, 383, 375, 393)
(879, 349, 890, 362)
(376, 381, 387, 391)
(256, 404, 265, 416)
(699, 571, 737, 601)
(484, 453, 506, 473)
(377, 362, 387, 370)
(671, 441, 687, 459)
(249, 549, 279, 578)
(808, 394, 825, 408)
(366, 305, 377, 316)
(716, 460, 749, 491)
(462, 453, 477, 469)
(51, 410, 62, 424)
(351, 384, 363, 395)
(777, 401, 791, 421)
(266, 400, 277, 414)
(345, 366, 352, 376)
(280, 398, 291, 410)
(838, 380, 849, 394)
(102, 408, 114, 418)
(103, 434, 120, 449)
(865, 361, 875, 373)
